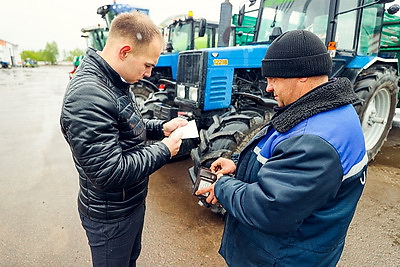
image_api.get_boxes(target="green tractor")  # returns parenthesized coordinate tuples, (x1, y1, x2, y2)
(80, 25, 108, 52)
(69, 3, 149, 79)
(380, 12, 400, 107)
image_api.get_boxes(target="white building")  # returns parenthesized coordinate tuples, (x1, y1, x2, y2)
(0, 39, 22, 67)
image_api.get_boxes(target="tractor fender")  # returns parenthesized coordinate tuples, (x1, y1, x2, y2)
(233, 92, 278, 109)
(138, 78, 159, 92)
(158, 78, 176, 87)
(344, 57, 399, 85)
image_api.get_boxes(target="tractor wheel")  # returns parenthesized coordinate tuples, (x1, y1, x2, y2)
(190, 109, 271, 214)
(141, 90, 196, 160)
(353, 64, 399, 161)
(140, 91, 170, 119)
(130, 83, 155, 111)
(191, 109, 271, 174)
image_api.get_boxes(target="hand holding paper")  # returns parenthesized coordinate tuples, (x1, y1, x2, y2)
(163, 117, 188, 136)
(170, 120, 199, 139)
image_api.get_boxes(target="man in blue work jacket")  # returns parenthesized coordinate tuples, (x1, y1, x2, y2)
(197, 29, 367, 266)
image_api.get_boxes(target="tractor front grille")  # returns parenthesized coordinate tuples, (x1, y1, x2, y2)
(177, 51, 204, 84)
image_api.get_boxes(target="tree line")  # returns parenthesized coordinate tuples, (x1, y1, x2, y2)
(20, 41, 85, 65)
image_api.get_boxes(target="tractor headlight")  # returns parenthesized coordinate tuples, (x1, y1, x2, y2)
(189, 86, 198, 101)
(177, 84, 186, 98)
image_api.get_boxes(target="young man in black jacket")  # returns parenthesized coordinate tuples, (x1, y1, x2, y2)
(60, 12, 187, 266)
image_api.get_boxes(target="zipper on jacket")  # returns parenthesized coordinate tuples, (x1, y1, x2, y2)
(122, 188, 126, 201)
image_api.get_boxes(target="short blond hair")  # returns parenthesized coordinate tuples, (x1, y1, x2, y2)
(108, 12, 163, 53)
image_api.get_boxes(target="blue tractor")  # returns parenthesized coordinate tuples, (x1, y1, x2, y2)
(93, 2, 239, 110)
(96, 2, 150, 25)
(158, 0, 400, 211)
(139, 0, 257, 115)
(139, 11, 238, 113)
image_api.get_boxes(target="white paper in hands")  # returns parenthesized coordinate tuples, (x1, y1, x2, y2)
(170, 120, 199, 139)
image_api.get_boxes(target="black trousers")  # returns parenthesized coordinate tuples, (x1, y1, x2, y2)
(80, 204, 145, 267)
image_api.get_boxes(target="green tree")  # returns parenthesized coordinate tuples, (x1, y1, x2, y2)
(20, 42, 82, 64)
(64, 48, 85, 61)
(20, 50, 40, 61)
(41, 41, 59, 64)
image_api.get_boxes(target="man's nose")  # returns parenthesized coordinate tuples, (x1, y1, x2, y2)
(144, 69, 152, 78)
(266, 83, 273, 92)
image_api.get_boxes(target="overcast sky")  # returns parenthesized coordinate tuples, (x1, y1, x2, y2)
(1, 0, 399, 53)
(0, 0, 243, 53)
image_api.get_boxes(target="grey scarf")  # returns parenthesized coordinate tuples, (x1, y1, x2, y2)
(271, 77, 359, 133)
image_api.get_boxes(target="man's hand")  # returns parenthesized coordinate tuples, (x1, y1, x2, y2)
(211, 157, 236, 175)
(163, 118, 188, 136)
(195, 183, 219, 205)
(161, 130, 183, 157)
(195, 158, 235, 204)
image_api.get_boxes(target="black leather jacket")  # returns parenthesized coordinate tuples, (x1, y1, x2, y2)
(60, 48, 170, 222)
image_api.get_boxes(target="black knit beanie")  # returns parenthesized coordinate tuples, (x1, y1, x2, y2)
(262, 30, 332, 78)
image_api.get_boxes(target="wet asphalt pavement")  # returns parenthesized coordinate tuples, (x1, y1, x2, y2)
(0, 65, 399, 266)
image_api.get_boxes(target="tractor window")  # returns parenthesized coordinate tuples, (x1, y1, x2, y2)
(381, 13, 400, 49)
(334, 0, 359, 50)
(258, 7, 284, 41)
(195, 27, 213, 49)
(257, 0, 330, 43)
(170, 23, 191, 52)
(288, 11, 304, 29)
(213, 26, 236, 47)
(104, 12, 116, 28)
(310, 15, 328, 41)
(229, 27, 237, 46)
(358, 3, 383, 55)
(88, 30, 108, 51)
(233, 13, 257, 45)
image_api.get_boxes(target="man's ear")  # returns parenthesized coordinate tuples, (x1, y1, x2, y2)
(298, 77, 308, 83)
(118, 44, 132, 60)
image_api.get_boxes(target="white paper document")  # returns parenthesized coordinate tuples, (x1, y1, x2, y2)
(171, 120, 199, 139)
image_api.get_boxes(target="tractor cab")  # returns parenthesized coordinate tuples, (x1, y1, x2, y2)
(81, 25, 108, 51)
(162, 12, 236, 53)
(237, 0, 399, 75)
(70, 2, 149, 79)
(96, 3, 150, 27)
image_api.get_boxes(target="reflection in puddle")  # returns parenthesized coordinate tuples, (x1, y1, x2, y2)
(0, 68, 34, 87)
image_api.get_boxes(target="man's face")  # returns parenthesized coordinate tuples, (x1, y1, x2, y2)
(266, 77, 301, 107)
(120, 38, 162, 84)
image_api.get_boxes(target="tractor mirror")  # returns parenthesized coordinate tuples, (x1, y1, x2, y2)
(387, 4, 400, 15)
(269, 27, 282, 42)
(199, 19, 207, 37)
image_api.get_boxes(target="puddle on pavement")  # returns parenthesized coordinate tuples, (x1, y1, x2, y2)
(373, 127, 400, 169)
(0, 68, 33, 87)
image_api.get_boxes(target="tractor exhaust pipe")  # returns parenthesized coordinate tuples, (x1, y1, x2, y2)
(217, 0, 233, 47)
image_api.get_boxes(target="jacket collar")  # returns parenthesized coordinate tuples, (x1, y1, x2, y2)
(271, 77, 359, 133)
(85, 47, 131, 91)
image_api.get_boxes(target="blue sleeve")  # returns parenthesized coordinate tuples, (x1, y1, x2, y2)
(214, 135, 344, 234)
